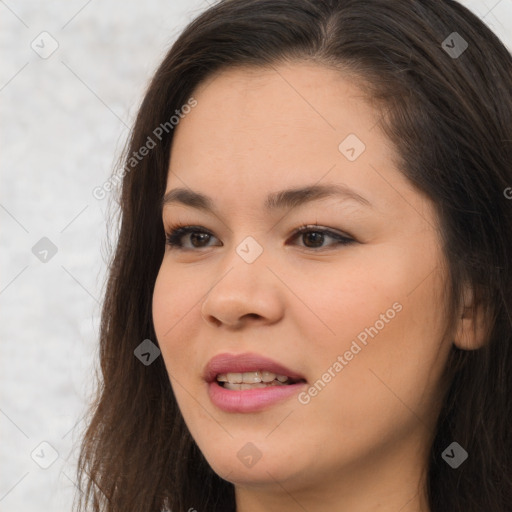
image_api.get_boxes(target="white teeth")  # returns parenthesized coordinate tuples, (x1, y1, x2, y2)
(226, 372, 243, 384)
(223, 381, 287, 390)
(242, 371, 262, 384)
(216, 370, 291, 385)
(261, 371, 276, 382)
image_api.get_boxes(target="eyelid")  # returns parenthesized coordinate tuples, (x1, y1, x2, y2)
(293, 224, 354, 240)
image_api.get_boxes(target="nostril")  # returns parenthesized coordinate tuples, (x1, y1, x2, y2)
(242, 313, 262, 321)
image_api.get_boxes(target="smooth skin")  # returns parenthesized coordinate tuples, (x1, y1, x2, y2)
(152, 62, 484, 512)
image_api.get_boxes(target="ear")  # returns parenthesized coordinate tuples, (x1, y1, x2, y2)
(453, 284, 490, 350)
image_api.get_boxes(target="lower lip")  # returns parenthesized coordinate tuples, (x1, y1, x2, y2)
(207, 381, 307, 413)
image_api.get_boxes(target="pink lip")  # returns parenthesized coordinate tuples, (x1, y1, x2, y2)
(203, 352, 307, 413)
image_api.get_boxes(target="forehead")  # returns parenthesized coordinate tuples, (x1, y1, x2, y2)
(165, 62, 417, 216)
(171, 62, 375, 151)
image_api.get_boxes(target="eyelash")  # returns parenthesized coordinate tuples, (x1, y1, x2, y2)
(164, 223, 356, 251)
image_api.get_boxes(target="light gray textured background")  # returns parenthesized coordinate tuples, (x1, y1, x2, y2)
(1, 1, 511, 510)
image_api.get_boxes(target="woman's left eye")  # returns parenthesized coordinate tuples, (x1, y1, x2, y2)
(164, 224, 355, 251)
(291, 225, 355, 249)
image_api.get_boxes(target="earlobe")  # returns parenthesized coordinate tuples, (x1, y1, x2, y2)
(453, 285, 490, 350)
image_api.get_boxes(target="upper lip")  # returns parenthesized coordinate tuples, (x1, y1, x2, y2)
(203, 352, 307, 383)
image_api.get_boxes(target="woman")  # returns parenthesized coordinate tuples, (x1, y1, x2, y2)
(75, 1, 512, 511)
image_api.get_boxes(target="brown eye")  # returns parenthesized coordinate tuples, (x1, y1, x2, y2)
(301, 231, 325, 248)
(165, 226, 220, 249)
(291, 225, 355, 250)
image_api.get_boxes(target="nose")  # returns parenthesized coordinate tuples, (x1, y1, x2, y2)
(200, 253, 285, 330)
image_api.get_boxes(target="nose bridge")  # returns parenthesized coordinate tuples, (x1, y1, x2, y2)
(200, 234, 284, 326)
(212, 233, 269, 300)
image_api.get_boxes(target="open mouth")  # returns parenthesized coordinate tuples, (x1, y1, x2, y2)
(216, 370, 307, 390)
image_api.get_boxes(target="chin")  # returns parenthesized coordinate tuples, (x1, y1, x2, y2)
(198, 441, 308, 488)
(212, 460, 295, 487)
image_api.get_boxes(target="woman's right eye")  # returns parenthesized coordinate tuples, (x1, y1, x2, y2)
(165, 225, 220, 250)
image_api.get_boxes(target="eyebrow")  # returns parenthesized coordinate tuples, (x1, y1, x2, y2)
(161, 183, 371, 214)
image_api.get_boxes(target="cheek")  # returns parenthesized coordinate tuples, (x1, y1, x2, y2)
(281, 246, 419, 357)
(152, 259, 208, 327)
(152, 266, 203, 370)
(288, 245, 450, 426)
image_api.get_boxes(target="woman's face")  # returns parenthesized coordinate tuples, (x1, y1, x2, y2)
(152, 62, 453, 505)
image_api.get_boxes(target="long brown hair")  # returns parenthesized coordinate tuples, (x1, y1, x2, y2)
(75, 1, 512, 510)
